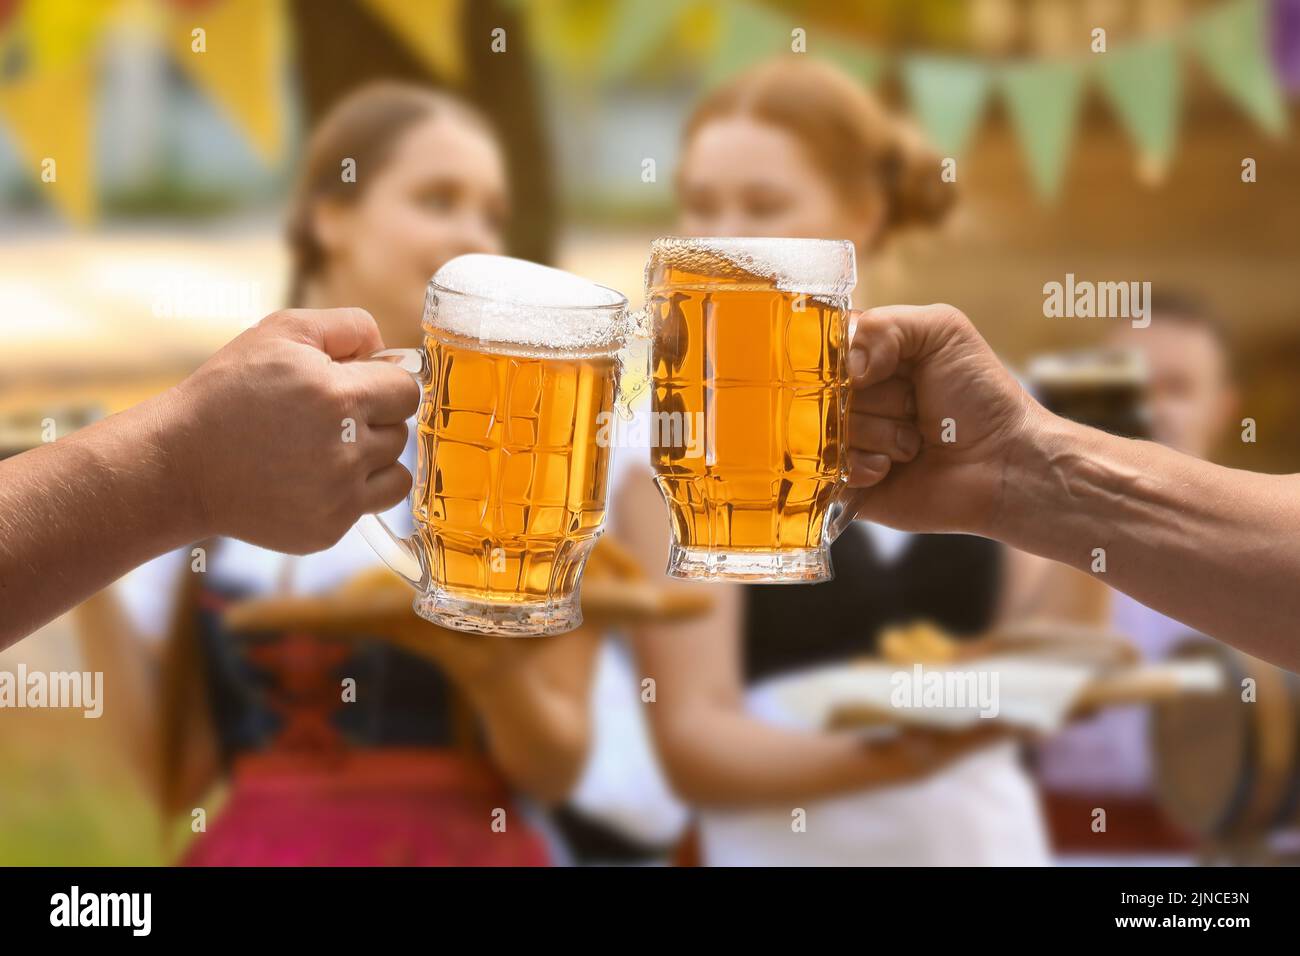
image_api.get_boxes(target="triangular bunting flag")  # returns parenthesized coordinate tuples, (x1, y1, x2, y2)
(704, 0, 794, 87)
(0, 1, 110, 224)
(1000, 59, 1086, 200)
(676, 1, 723, 63)
(1096, 38, 1181, 172)
(164, 0, 288, 165)
(902, 55, 991, 156)
(600, 0, 693, 81)
(1187, 0, 1286, 135)
(524, 0, 620, 76)
(815, 33, 884, 86)
(0, 56, 98, 224)
(24, 0, 116, 70)
(359, 0, 464, 85)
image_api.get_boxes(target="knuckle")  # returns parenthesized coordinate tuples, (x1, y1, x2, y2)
(931, 302, 971, 330)
(339, 437, 364, 469)
(393, 465, 414, 496)
(375, 362, 419, 403)
(328, 376, 363, 419)
(399, 376, 421, 411)
(260, 309, 306, 336)
(269, 351, 309, 385)
(346, 306, 378, 332)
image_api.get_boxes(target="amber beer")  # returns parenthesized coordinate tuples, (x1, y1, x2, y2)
(355, 254, 630, 636)
(413, 329, 615, 616)
(648, 237, 856, 582)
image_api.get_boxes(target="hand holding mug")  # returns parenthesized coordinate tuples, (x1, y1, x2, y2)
(844, 303, 1042, 537)
(170, 307, 420, 553)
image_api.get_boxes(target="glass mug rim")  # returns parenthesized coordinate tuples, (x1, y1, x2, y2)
(647, 235, 857, 299)
(650, 234, 854, 250)
(421, 272, 632, 358)
(423, 276, 630, 318)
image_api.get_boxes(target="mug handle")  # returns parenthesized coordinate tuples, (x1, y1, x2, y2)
(825, 487, 869, 543)
(614, 306, 653, 420)
(825, 308, 868, 543)
(354, 347, 428, 590)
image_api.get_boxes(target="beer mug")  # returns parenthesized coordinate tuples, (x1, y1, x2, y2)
(1027, 347, 1151, 439)
(646, 236, 863, 583)
(357, 254, 632, 636)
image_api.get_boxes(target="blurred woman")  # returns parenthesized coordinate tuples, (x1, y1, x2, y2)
(76, 83, 596, 865)
(614, 60, 1052, 865)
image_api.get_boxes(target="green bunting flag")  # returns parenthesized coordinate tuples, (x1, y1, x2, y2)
(600, 0, 694, 81)
(815, 32, 885, 86)
(1096, 37, 1181, 168)
(704, 0, 794, 87)
(902, 55, 992, 156)
(1000, 59, 1086, 200)
(1186, 0, 1286, 135)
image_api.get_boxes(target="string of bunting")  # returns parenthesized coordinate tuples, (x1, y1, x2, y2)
(0, 0, 1292, 223)
(0, 0, 473, 224)
(585, 0, 1292, 199)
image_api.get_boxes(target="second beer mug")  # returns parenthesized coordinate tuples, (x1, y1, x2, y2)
(647, 236, 860, 583)
(357, 254, 630, 636)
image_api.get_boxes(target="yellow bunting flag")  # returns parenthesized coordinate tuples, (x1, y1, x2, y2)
(524, 0, 621, 77)
(359, 0, 464, 84)
(163, 0, 287, 164)
(0, 1, 112, 224)
(0, 57, 97, 224)
(26, 0, 116, 68)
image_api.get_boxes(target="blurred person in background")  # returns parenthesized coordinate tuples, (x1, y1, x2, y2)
(74, 82, 595, 866)
(1034, 294, 1239, 860)
(612, 59, 1053, 865)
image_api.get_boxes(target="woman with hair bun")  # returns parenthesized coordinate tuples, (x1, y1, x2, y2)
(609, 59, 1051, 865)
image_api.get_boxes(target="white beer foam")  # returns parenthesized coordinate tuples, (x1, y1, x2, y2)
(1027, 348, 1148, 386)
(649, 236, 856, 298)
(426, 254, 628, 350)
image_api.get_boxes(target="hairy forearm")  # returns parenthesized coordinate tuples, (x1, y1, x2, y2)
(995, 412, 1300, 666)
(0, 392, 204, 649)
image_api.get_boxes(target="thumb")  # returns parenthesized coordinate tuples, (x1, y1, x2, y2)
(264, 307, 386, 360)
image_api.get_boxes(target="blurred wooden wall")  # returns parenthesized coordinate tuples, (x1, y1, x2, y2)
(875, 93, 1300, 473)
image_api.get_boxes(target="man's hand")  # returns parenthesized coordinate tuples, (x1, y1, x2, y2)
(166, 308, 420, 553)
(841, 302, 1300, 669)
(0, 307, 423, 648)
(844, 303, 1043, 536)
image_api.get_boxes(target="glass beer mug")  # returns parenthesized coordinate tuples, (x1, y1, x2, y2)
(1027, 347, 1151, 440)
(646, 236, 864, 583)
(357, 254, 632, 636)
